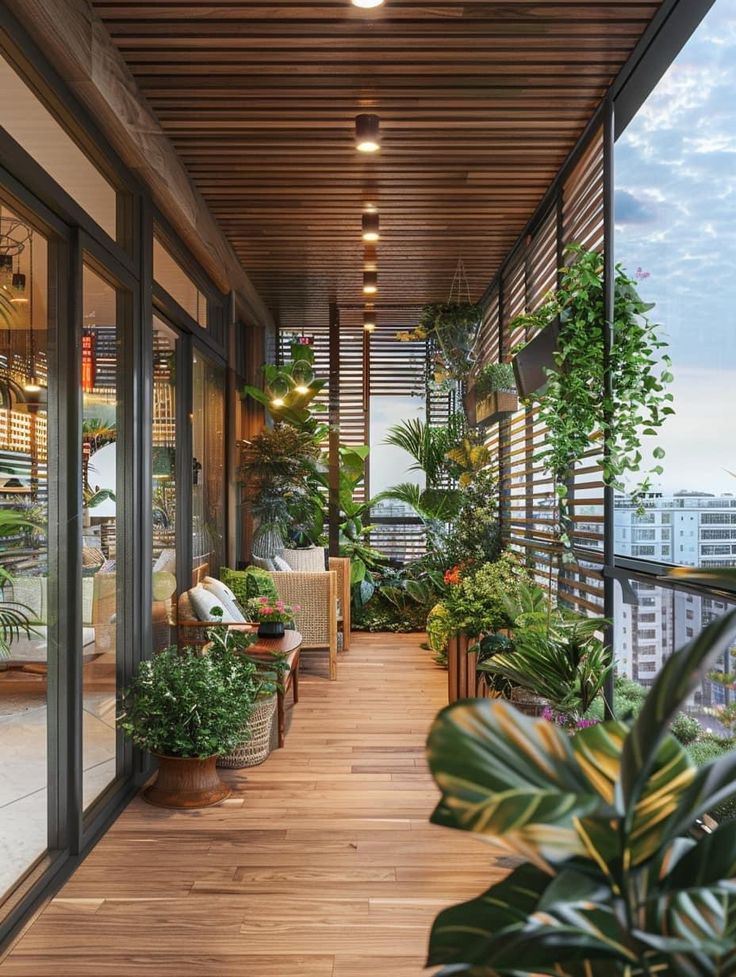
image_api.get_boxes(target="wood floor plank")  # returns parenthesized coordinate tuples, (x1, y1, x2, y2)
(0, 632, 503, 976)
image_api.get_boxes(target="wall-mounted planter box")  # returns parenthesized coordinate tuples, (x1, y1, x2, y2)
(463, 386, 518, 427)
(512, 318, 560, 399)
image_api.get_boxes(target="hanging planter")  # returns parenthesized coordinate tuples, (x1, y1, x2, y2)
(464, 362, 518, 427)
(397, 259, 481, 382)
(511, 318, 560, 399)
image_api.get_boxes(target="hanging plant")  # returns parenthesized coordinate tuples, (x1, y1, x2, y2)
(510, 244, 674, 550)
(397, 260, 482, 381)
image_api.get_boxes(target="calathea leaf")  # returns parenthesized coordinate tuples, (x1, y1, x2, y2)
(639, 889, 736, 977)
(661, 820, 736, 893)
(427, 700, 603, 868)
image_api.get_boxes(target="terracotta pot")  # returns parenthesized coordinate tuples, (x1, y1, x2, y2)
(144, 754, 231, 809)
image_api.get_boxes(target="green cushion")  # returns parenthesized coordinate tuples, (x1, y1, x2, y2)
(220, 567, 278, 604)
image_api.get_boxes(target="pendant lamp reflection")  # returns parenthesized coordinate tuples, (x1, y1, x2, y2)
(291, 359, 314, 394)
(269, 373, 291, 407)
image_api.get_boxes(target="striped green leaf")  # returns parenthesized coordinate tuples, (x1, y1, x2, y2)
(427, 700, 603, 866)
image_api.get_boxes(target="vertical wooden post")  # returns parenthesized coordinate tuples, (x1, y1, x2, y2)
(328, 303, 340, 557)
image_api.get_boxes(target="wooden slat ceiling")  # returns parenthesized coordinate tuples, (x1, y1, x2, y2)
(91, 1, 662, 331)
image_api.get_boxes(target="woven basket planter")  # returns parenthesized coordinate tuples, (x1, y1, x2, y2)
(218, 694, 277, 769)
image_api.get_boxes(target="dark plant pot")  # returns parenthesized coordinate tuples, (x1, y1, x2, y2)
(512, 318, 560, 399)
(475, 390, 518, 426)
(144, 754, 231, 809)
(258, 621, 285, 638)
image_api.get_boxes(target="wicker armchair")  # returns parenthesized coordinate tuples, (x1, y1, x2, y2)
(328, 556, 352, 651)
(268, 569, 338, 680)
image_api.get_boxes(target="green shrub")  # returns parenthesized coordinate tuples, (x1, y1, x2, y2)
(474, 362, 516, 399)
(443, 553, 529, 636)
(221, 566, 278, 604)
(687, 737, 736, 822)
(119, 642, 260, 758)
(670, 711, 701, 745)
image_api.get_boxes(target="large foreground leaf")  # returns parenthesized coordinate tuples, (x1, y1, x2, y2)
(427, 700, 603, 866)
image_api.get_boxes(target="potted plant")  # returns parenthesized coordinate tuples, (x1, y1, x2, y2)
(464, 362, 518, 427)
(426, 606, 736, 975)
(397, 301, 482, 382)
(512, 316, 561, 399)
(246, 595, 299, 637)
(118, 635, 261, 808)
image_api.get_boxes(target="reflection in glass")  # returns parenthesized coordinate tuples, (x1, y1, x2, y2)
(81, 264, 120, 809)
(153, 236, 208, 329)
(0, 204, 50, 898)
(192, 352, 225, 581)
(152, 318, 178, 651)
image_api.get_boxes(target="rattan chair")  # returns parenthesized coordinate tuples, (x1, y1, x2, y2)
(268, 569, 338, 680)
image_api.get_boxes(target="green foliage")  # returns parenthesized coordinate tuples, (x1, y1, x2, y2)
(474, 362, 516, 399)
(688, 737, 736, 823)
(245, 595, 297, 625)
(479, 582, 611, 719)
(439, 467, 500, 572)
(511, 246, 674, 544)
(427, 602, 451, 666)
(442, 553, 529, 636)
(220, 566, 278, 604)
(670, 710, 702, 746)
(426, 606, 736, 976)
(0, 509, 40, 658)
(118, 634, 262, 758)
(239, 424, 324, 554)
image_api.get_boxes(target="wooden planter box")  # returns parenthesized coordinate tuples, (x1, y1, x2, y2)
(475, 389, 518, 426)
(512, 318, 560, 399)
(447, 632, 481, 703)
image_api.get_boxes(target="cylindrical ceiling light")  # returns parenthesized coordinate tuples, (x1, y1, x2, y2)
(291, 359, 314, 395)
(352, 0, 384, 7)
(361, 211, 380, 243)
(363, 310, 376, 332)
(363, 270, 378, 295)
(355, 114, 381, 154)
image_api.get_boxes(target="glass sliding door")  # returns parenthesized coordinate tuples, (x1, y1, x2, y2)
(191, 349, 225, 582)
(152, 317, 178, 651)
(0, 200, 54, 901)
(81, 263, 125, 810)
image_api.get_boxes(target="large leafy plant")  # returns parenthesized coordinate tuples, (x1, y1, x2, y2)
(426, 606, 736, 976)
(478, 581, 611, 719)
(511, 245, 673, 547)
(442, 554, 529, 636)
(0, 509, 40, 659)
(118, 630, 261, 758)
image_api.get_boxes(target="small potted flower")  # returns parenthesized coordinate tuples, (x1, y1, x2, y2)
(246, 595, 299, 638)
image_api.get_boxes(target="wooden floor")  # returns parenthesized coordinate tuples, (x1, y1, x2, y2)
(1, 633, 507, 976)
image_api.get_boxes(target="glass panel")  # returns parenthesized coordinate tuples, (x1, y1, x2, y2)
(614, 0, 736, 567)
(153, 236, 208, 329)
(614, 579, 735, 735)
(0, 204, 51, 900)
(191, 351, 225, 581)
(0, 53, 117, 241)
(152, 317, 178, 651)
(81, 264, 120, 809)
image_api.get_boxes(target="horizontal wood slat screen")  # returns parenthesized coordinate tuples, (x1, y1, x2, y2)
(477, 126, 604, 616)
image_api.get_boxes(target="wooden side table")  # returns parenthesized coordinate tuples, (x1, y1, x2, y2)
(245, 629, 302, 748)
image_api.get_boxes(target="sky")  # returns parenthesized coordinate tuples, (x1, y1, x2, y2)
(615, 0, 736, 496)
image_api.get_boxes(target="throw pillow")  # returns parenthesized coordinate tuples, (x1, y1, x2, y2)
(220, 567, 278, 603)
(203, 576, 246, 623)
(251, 553, 276, 572)
(188, 585, 233, 623)
(272, 555, 293, 572)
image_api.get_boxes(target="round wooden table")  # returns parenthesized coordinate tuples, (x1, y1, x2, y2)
(243, 627, 302, 748)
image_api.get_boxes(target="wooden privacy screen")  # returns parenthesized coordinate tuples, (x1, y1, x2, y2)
(277, 318, 453, 561)
(480, 129, 605, 617)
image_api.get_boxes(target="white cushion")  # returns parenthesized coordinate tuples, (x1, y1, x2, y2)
(188, 585, 235, 623)
(272, 555, 293, 573)
(251, 554, 276, 571)
(280, 546, 326, 572)
(153, 547, 177, 575)
(203, 577, 246, 623)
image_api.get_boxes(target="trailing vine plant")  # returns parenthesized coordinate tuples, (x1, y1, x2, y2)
(511, 244, 674, 552)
